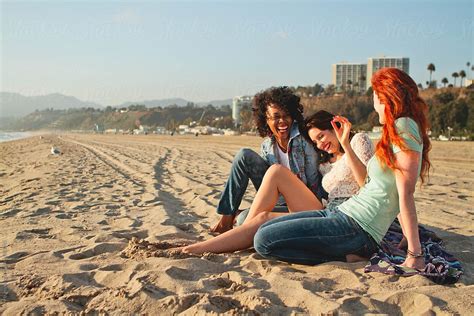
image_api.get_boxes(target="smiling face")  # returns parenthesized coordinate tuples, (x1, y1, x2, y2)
(266, 104, 294, 146)
(308, 127, 340, 154)
(373, 92, 386, 124)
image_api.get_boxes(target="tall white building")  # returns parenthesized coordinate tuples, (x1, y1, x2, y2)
(232, 96, 252, 127)
(332, 63, 367, 93)
(367, 57, 409, 89)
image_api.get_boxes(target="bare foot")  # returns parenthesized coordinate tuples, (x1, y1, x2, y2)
(401, 257, 425, 271)
(180, 244, 203, 255)
(346, 254, 369, 263)
(209, 215, 235, 234)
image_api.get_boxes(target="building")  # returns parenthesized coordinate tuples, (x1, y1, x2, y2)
(232, 96, 253, 128)
(367, 57, 409, 90)
(332, 63, 367, 93)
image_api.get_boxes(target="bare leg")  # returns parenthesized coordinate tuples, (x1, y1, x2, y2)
(183, 212, 286, 254)
(243, 164, 323, 225)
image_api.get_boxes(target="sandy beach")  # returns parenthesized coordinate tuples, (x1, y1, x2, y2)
(0, 133, 473, 314)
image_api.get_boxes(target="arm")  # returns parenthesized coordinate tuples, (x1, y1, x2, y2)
(260, 139, 271, 164)
(341, 137, 369, 187)
(302, 138, 327, 201)
(394, 150, 424, 270)
(331, 117, 368, 187)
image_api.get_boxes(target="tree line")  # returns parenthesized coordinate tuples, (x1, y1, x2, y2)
(4, 84, 473, 139)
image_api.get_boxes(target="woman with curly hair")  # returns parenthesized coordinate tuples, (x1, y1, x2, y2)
(253, 68, 431, 270)
(210, 87, 325, 233)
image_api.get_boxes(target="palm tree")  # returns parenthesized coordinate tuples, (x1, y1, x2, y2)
(427, 63, 435, 85)
(452, 72, 459, 86)
(441, 77, 448, 87)
(459, 70, 466, 87)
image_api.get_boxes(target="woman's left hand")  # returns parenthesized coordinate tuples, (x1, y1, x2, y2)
(331, 116, 352, 149)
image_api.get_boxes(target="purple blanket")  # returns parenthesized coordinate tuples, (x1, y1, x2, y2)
(364, 220, 463, 284)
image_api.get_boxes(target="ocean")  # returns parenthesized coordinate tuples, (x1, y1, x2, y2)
(0, 131, 33, 143)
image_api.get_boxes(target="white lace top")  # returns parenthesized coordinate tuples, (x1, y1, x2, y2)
(319, 133, 374, 203)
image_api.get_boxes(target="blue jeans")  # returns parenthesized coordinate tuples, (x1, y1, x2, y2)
(253, 207, 379, 265)
(216, 148, 269, 216)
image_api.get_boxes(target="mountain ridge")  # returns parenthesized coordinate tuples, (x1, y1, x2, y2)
(0, 92, 233, 117)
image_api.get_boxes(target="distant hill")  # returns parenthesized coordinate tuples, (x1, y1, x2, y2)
(116, 98, 233, 108)
(197, 99, 233, 107)
(116, 98, 190, 108)
(0, 92, 102, 118)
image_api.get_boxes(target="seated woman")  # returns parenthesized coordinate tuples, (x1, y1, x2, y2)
(178, 110, 374, 255)
(253, 68, 430, 270)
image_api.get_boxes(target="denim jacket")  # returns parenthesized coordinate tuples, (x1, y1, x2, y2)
(260, 122, 328, 201)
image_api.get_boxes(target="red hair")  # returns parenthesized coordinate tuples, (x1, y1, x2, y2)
(371, 68, 431, 183)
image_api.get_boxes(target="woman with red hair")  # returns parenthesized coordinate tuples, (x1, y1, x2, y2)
(252, 68, 431, 270)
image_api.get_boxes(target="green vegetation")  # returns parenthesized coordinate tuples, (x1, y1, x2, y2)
(3, 86, 473, 139)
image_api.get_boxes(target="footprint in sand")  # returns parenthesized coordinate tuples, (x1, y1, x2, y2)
(339, 297, 399, 315)
(384, 292, 436, 315)
(198, 274, 245, 292)
(0, 251, 30, 264)
(0, 208, 22, 218)
(78, 263, 99, 271)
(15, 228, 54, 240)
(52, 246, 85, 259)
(55, 213, 73, 219)
(164, 266, 196, 281)
(111, 229, 148, 240)
(24, 206, 51, 217)
(69, 242, 126, 260)
(98, 264, 123, 271)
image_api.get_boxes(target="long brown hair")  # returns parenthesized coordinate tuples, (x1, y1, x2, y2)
(304, 110, 354, 163)
(371, 68, 431, 183)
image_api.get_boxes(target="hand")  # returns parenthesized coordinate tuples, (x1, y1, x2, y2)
(401, 256, 425, 271)
(331, 116, 352, 149)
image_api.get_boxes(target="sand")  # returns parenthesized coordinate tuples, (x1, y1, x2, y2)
(0, 133, 473, 314)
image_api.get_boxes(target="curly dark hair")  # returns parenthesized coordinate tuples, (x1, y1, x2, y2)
(252, 86, 305, 137)
(303, 110, 355, 163)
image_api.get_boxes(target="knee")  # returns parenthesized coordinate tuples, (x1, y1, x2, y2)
(234, 148, 257, 164)
(253, 226, 272, 258)
(269, 164, 287, 173)
(265, 164, 287, 180)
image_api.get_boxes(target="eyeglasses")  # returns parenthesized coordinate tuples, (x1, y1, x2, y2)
(266, 114, 292, 122)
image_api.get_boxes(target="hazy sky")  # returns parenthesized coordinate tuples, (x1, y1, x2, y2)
(2, 0, 473, 105)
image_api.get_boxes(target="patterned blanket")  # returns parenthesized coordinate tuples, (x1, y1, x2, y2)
(364, 220, 463, 284)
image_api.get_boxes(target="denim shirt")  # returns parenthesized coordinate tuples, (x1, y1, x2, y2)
(260, 122, 327, 201)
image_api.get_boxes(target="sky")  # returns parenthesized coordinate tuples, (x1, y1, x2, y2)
(1, 0, 473, 105)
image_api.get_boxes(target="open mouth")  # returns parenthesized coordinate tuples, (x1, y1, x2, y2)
(277, 126, 289, 135)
